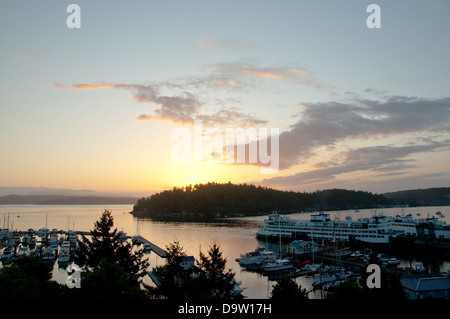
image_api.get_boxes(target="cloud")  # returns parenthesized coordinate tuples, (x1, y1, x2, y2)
(253, 95, 450, 189)
(55, 81, 267, 126)
(276, 96, 450, 169)
(54, 82, 117, 90)
(55, 60, 322, 126)
(207, 63, 315, 85)
(262, 141, 450, 188)
(196, 108, 268, 126)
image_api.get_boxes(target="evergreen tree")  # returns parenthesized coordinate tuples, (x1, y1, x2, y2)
(151, 240, 189, 299)
(270, 274, 308, 300)
(0, 256, 62, 299)
(81, 260, 148, 300)
(75, 210, 149, 283)
(194, 244, 240, 299)
(153, 242, 242, 299)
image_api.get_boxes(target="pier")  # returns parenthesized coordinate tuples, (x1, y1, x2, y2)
(1, 228, 168, 258)
(132, 235, 168, 258)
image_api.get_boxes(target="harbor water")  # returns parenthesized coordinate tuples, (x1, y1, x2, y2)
(1, 204, 450, 299)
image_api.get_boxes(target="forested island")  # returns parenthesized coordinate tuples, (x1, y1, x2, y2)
(132, 183, 450, 220)
(131, 182, 450, 220)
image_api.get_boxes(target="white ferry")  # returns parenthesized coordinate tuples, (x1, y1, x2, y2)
(387, 214, 450, 240)
(256, 212, 405, 244)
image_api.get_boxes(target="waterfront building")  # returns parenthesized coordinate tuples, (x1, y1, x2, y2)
(401, 272, 450, 299)
(283, 240, 319, 255)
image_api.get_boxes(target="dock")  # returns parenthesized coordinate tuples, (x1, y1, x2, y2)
(132, 235, 168, 258)
(1, 228, 168, 258)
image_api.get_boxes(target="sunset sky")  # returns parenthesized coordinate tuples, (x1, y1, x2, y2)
(1, 0, 449, 195)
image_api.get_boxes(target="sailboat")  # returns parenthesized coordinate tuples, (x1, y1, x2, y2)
(263, 211, 293, 272)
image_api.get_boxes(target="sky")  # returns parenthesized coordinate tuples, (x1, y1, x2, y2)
(1, 0, 449, 195)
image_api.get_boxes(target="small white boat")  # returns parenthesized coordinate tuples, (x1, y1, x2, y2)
(314, 273, 338, 286)
(21, 235, 30, 246)
(388, 257, 400, 265)
(49, 235, 59, 250)
(29, 236, 37, 247)
(263, 259, 293, 272)
(1, 247, 15, 264)
(302, 263, 322, 272)
(16, 245, 30, 257)
(412, 261, 426, 272)
(41, 246, 56, 263)
(36, 228, 49, 237)
(58, 246, 70, 266)
(68, 232, 77, 245)
(237, 247, 276, 266)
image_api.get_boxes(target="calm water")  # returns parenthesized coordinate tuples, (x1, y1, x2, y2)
(1, 204, 450, 299)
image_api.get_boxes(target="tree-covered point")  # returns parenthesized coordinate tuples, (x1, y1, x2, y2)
(132, 182, 391, 219)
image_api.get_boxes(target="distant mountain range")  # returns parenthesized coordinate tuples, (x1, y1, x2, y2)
(0, 186, 148, 197)
(0, 187, 145, 205)
(0, 194, 139, 205)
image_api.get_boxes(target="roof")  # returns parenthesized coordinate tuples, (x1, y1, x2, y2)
(401, 273, 450, 292)
(181, 256, 195, 262)
(286, 240, 319, 249)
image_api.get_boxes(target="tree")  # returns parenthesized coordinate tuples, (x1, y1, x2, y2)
(270, 275, 308, 300)
(152, 242, 243, 299)
(81, 260, 148, 300)
(325, 281, 363, 300)
(151, 240, 190, 299)
(194, 244, 240, 299)
(75, 210, 149, 293)
(327, 265, 406, 300)
(0, 256, 62, 299)
(359, 266, 406, 300)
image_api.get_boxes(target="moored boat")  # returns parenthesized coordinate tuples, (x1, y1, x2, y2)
(58, 241, 71, 266)
(237, 247, 276, 267)
(263, 259, 293, 272)
(1, 247, 15, 264)
(41, 246, 56, 263)
(411, 261, 426, 272)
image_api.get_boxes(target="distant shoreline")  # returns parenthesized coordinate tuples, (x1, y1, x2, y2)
(0, 194, 138, 205)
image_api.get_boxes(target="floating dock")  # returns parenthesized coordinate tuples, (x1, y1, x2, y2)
(132, 235, 168, 258)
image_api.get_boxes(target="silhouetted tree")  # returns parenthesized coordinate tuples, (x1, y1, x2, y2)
(153, 242, 242, 299)
(81, 259, 148, 300)
(152, 240, 190, 299)
(0, 256, 62, 299)
(194, 244, 241, 299)
(270, 274, 308, 300)
(75, 210, 149, 289)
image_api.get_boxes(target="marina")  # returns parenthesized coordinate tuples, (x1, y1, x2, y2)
(1, 204, 450, 299)
(0, 227, 162, 268)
